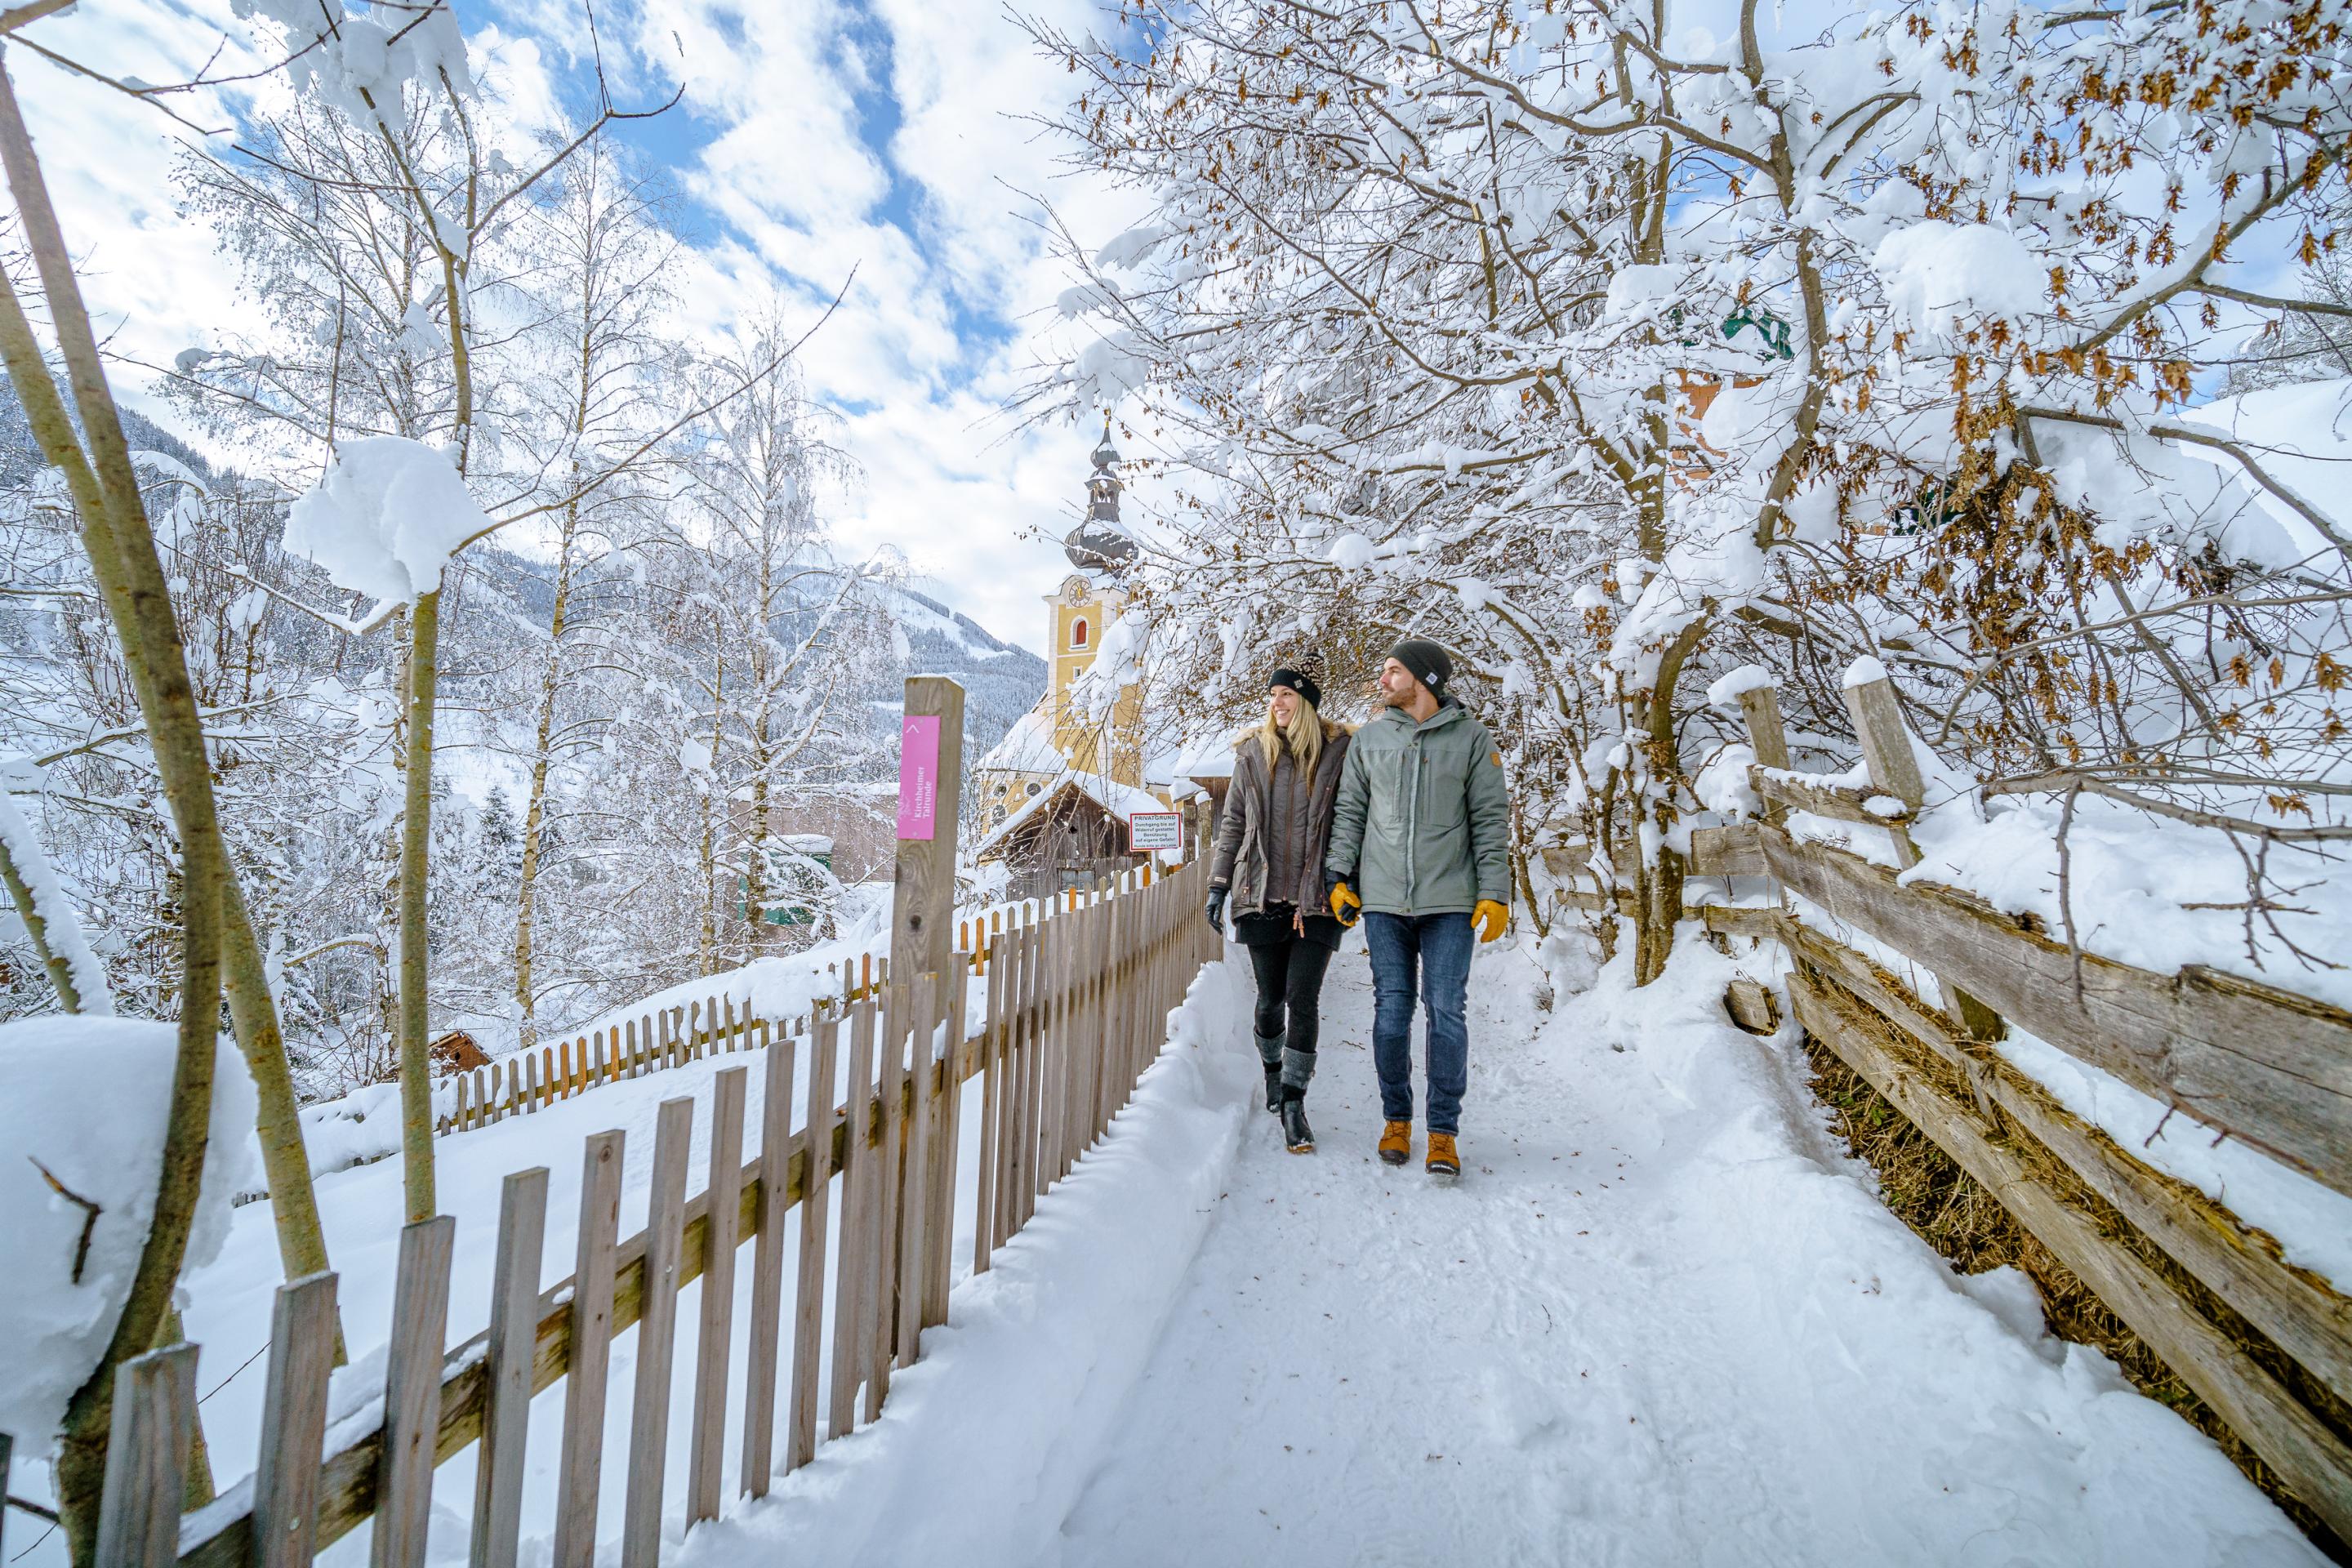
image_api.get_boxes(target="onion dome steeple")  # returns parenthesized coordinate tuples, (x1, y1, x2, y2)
(1064, 413, 1137, 572)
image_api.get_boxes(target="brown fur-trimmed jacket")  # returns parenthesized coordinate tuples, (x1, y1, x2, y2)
(1209, 720, 1352, 919)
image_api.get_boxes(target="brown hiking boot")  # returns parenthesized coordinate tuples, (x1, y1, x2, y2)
(1426, 1131, 1460, 1178)
(1378, 1120, 1411, 1165)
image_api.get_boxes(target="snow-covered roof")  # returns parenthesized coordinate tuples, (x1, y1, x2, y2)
(975, 708, 1064, 775)
(973, 768, 1168, 861)
(1169, 725, 1241, 781)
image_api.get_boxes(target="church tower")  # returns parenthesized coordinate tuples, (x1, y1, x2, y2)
(1046, 419, 1143, 783)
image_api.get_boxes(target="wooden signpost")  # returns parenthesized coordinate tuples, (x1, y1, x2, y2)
(890, 678, 964, 983)
(884, 677, 964, 1368)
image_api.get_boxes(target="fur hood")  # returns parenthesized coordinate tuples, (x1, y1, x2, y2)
(1229, 715, 1352, 751)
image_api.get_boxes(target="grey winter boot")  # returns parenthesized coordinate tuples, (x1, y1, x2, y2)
(1280, 1045, 1316, 1097)
(1254, 1031, 1285, 1114)
(1279, 1046, 1316, 1152)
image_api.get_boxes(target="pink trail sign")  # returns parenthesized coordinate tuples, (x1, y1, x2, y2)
(896, 715, 942, 841)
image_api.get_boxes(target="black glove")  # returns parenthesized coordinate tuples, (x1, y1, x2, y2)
(1205, 887, 1228, 933)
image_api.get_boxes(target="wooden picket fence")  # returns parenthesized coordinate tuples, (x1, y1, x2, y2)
(1548, 670, 2352, 1541)
(63, 851, 1220, 1568)
(439, 870, 1168, 1138)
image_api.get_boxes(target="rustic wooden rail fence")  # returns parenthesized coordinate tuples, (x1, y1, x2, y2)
(46, 851, 1218, 1568)
(1547, 670, 2352, 1541)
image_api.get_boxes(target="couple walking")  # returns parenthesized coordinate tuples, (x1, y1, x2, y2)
(1205, 640, 1512, 1178)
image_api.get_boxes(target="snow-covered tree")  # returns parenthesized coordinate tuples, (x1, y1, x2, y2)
(1029, 0, 2352, 982)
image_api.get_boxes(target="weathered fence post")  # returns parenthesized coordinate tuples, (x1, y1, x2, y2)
(622, 1098, 693, 1568)
(1841, 666, 2003, 1041)
(95, 1343, 198, 1568)
(471, 1170, 546, 1568)
(788, 1005, 840, 1473)
(1736, 682, 1790, 826)
(253, 1272, 338, 1568)
(688, 1067, 748, 1526)
(552, 1131, 624, 1568)
(744, 1018, 796, 1497)
(373, 1216, 455, 1568)
(885, 675, 962, 1376)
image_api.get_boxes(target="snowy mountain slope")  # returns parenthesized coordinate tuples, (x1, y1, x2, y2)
(886, 583, 1046, 768)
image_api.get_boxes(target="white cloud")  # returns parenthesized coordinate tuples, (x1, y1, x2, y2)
(11, 0, 1156, 654)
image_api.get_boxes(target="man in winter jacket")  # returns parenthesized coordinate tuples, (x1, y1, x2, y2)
(1324, 638, 1511, 1178)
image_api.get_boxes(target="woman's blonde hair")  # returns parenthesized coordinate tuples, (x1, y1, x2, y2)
(1257, 691, 1324, 778)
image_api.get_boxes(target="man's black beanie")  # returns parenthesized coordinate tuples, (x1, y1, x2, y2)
(1388, 638, 1454, 697)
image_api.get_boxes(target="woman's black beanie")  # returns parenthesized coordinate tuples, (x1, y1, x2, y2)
(1267, 667, 1322, 709)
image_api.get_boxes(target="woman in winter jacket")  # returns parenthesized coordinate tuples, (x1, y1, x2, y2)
(1205, 667, 1352, 1153)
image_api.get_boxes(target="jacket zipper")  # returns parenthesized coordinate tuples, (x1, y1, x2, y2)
(1405, 730, 1419, 905)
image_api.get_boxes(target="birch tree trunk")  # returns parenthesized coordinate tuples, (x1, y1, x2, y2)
(0, 66, 225, 1563)
(397, 586, 441, 1223)
(697, 648, 723, 976)
(514, 283, 598, 1049)
(220, 876, 341, 1343)
(513, 511, 577, 1050)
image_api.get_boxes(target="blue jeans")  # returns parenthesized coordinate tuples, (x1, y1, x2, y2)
(1363, 911, 1472, 1134)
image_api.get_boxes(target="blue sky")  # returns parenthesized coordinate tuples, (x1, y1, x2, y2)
(20, 0, 1152, 652)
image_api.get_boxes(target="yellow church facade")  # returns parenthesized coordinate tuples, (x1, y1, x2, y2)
(975, 423, 1160, 832)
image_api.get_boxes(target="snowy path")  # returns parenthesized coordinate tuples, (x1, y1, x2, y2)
(1047, 941, 2321, 1567)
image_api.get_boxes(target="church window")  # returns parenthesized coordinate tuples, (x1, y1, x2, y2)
(1070, 617, 1089, 649)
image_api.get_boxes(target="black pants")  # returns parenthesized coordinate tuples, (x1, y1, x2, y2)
(1246, 937, 1334, 1058)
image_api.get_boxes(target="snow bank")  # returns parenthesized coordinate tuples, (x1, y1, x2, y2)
(1997, 1027, 2352, 1294)
(293, 1080, 412, 1182)
(1, 1018, 260, 1455)
(670, 959, 1256, 1568)
(283, 437, 491, 604)
(1522, 936, 2323, 1563)
(1908, 791, 2352, 1012)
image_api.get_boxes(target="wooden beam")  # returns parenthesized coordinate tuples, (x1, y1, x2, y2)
(372, 1218, 453, 1568)
(1699, 904, 1783, 942)
(1749, 768, 1915, 829)
(1760, 825, 2352, 1196)
(252, 1272, 336, 1568)
(1841, 672, 1927, 811)
(1689, 822, 1762, 876)
(1776, 912, 2352, 1415)
(1791, 974, 2352, 1541)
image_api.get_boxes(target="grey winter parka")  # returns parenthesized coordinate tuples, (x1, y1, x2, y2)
(1324, 698, 1511, 916)
(1209, 723, 1352, 919)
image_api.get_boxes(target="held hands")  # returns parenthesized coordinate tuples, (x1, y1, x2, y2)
(1205, 887, 1228, 933)
(1328, 881, 1362, 928)
(1473, 899, 1509, 944)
